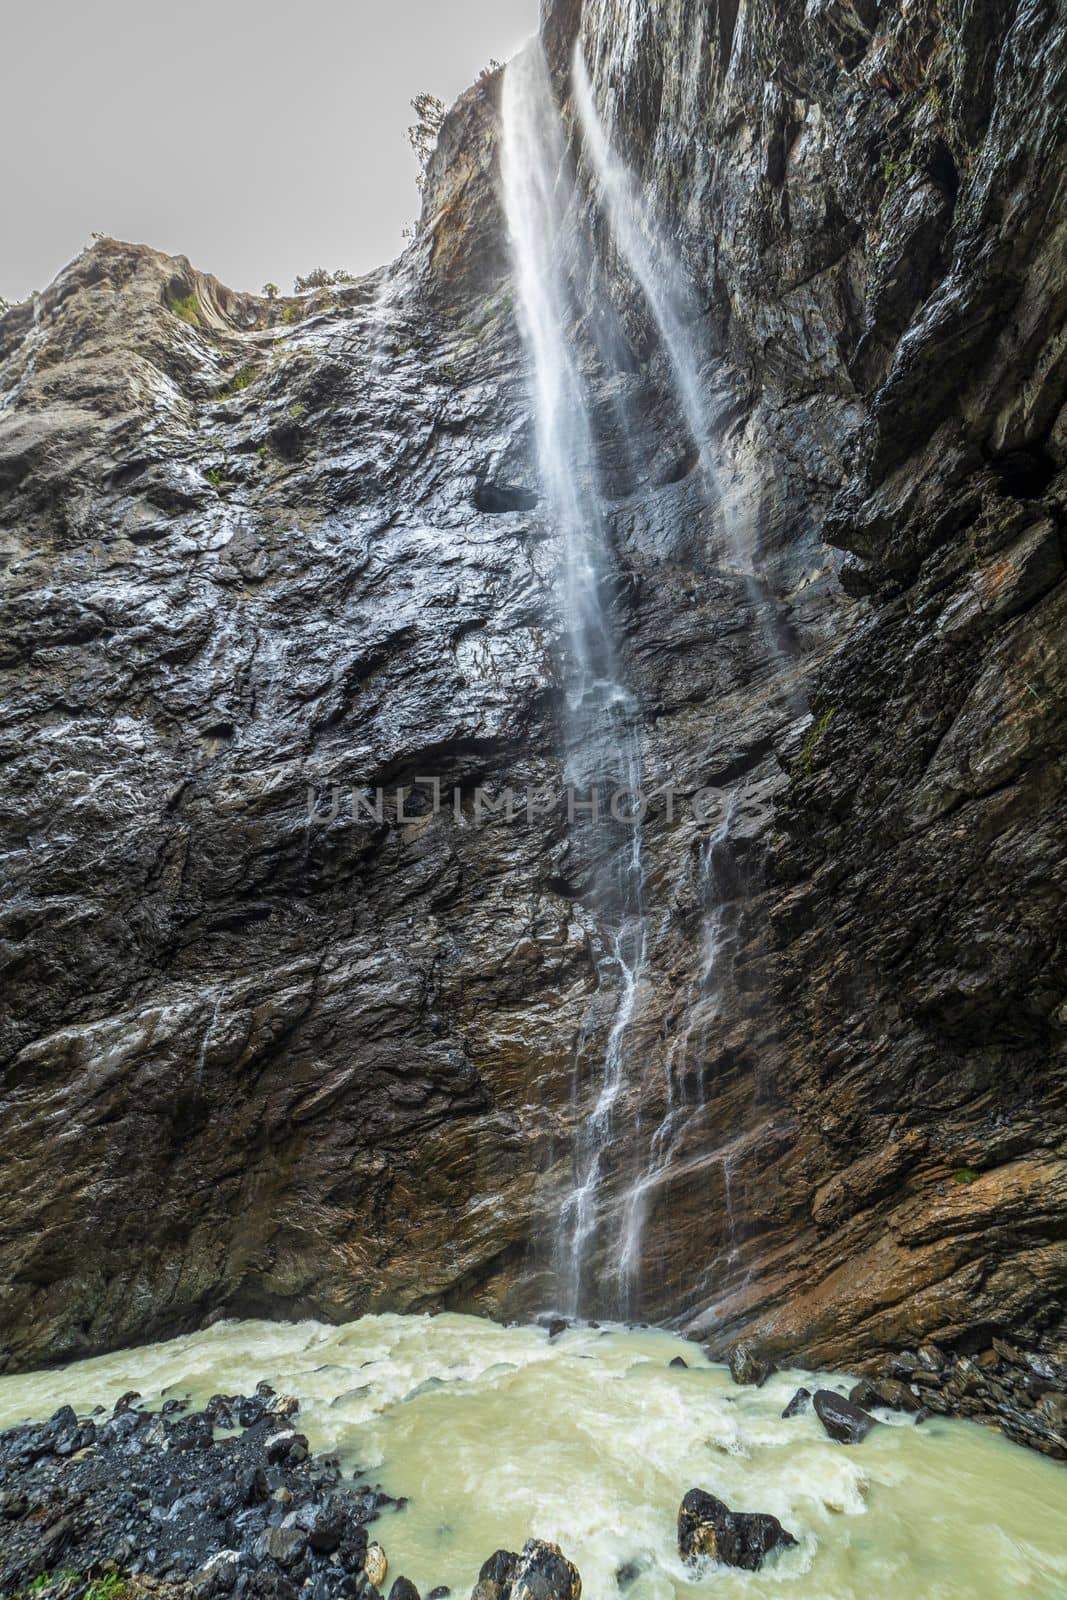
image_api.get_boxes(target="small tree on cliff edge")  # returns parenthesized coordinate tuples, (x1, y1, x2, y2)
(407, 93, 446, 191)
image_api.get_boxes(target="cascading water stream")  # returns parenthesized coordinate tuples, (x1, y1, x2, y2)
(500, 42, 647, 1317)
(616, 792, 739, 1303)
(574, 42, 807, 678)
(571, 47, 811, 1308)
(571, 47, 745, 570)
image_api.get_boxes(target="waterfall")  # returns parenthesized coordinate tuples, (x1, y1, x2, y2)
(501, 42, 648, 1317)
(616, 793, 738, 1306)
(574, 45, 802, 672)
(571, 47, 746, 571)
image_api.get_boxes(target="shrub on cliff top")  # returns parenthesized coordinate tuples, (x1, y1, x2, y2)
(292, 267, 355, 293)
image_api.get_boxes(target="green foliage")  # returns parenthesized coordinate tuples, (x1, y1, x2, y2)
(22, 1573, 120, 1600)
(216, 364, 258, 399)
(951, 1167, 980, 1185)
(169, 291, 201, 327)
(288, 402, 306, 421)
(407, 92, 446, 189)
(802, 708, 837, 777)
(205, 467, 227, 490)
(84, 1577, 127, 1600)
(281, 302, 301, 324)
(262, 281, 279, 301)
(292, 267, 355, 293)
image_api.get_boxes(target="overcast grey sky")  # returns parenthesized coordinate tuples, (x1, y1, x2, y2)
(2, 0, 538, 302)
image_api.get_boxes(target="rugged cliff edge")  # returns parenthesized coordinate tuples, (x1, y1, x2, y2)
(0, 0, 1064, 1450)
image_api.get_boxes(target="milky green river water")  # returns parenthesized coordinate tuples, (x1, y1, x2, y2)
(0, 1315, 1064, 1600)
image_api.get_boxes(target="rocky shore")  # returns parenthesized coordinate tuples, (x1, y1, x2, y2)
(0, 1384, 406, 1600)
(727, 1336, 1067, 1461)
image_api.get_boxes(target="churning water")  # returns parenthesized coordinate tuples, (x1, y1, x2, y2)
(1, 1315, 1064, 1600)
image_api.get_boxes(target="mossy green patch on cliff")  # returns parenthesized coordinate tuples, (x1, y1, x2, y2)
(216, 364, 258, 399)
(951, 1167, 981, 1185)
(168, 291, 201, 327)
(801, 708, 837, 777)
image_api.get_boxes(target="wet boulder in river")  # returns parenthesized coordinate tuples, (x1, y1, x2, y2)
(509, 1540, 581, 1600)
(388, 1580, 421, 1600)
(813, 1389, 878, 1443)
(471, 1550, 519, 1600)
(679, 1489, 797, 1572)
(782, 1387, 811, 1418)
(726, 1342, 777, 1388)
(849, 1377, 922, 1413)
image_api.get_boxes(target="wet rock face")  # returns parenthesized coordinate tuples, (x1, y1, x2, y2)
(678, 1489, 797, 1573)
(0, 0, 1064, 1411)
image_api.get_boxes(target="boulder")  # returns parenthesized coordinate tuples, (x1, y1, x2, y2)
(365, 1542, 389, 1588)
(849, 1377, 922, 1413)
(479, 1552, 519, 1587)
(256, 1525, 307, 1567)
(471, 1550, 519, 1600)
(265, 1430, 309, 1464)
(508, 1540, 581, 1600)
(388, 1580, 421, 1600)
(726, 1342, 776, 1388)
(813, 1389, 878, 1444)
(782, 1387, 811, 1418)
(678, 1489, 797, 1572)
(307, 1503, 348, 1554)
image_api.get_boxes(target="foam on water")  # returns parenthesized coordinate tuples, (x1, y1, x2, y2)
(0, 1315, 1064, 1600)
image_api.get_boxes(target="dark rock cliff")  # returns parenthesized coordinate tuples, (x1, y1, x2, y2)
(0, 0, 1064, 1444)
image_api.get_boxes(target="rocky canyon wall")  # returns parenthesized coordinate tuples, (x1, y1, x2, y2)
(0, 0, 1064, 1436)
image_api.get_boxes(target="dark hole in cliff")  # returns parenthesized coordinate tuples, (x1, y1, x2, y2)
(268, 422, 304, 462)
(927, 139, 960, 202)
(989, 447, 1056, 499)
(475, 483, 539, 513)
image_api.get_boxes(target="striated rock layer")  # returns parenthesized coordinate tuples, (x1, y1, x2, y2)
(0, 0, 1064, 1420)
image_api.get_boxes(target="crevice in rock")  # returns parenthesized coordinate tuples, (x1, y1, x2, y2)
(474, 482, 539, 512)
(988, 447, 1057, 499)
